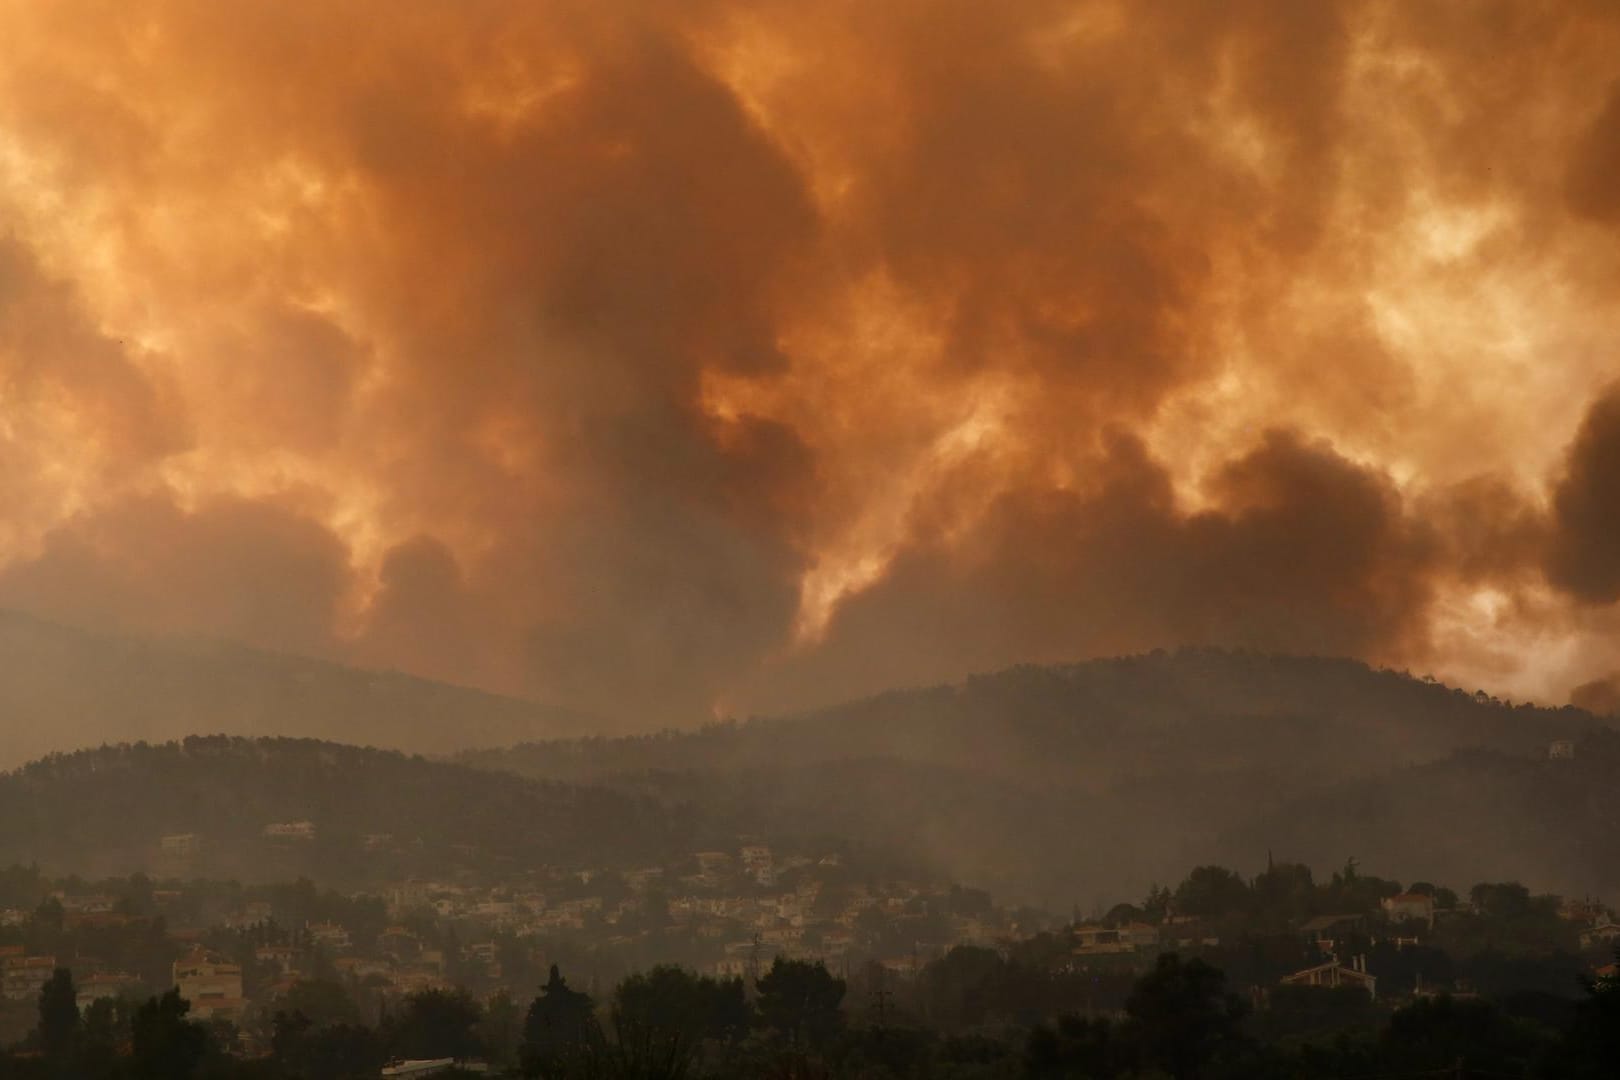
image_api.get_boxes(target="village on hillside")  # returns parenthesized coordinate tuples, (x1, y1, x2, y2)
(3, 831, 1617, 1072)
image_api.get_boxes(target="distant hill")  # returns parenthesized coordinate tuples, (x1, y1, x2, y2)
(8, 645, 1613, 907)
(1227, 728, 1620, 899)
(462, 650, 1615, 905)
(0, 736, 702, 886)
(0, 608, 599, 766)
(465, 650, 1590, 787)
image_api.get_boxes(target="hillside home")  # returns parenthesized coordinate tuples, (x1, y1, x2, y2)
(1073, 925, 1131, 955)
(2, 954, 56, 1002)
(463, 942, 499, 970)
(77, 972, 139, 1012)
(58, 893, 114, 914)
(1119, 922, 1161, 949)
(761, 926, 804, 948)
(1381, 892, 1436, 926)
(1579, 921, 1620, 950)
(305, 921, 352, 951)
(694, 851, 734, 882)
(161, 833, 202, 857)
(1281, 955, 1377, 1000)
(1559, 898, 1607, 923)
(388, 881, 431, 915)
(173, 949, 244, 1022)
(1073, 921, 1163, 955)
(261, 820, 316, 840)
(741, 845, 774, 884)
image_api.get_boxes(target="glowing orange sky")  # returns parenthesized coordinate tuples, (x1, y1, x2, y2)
(3, 1, 1620, 723)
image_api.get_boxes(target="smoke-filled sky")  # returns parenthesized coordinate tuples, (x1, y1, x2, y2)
(3, 0, 1620, 726)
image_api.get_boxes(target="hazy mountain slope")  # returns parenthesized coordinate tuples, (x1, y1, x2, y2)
(466, 650, 1591, 789)
(0, 608, 599, 766)
(463, 650, 1611, 905)
(1225, 728, 1620, 899)
(0, 736, 702, 886)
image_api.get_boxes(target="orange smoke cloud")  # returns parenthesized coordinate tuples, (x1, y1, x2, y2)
(2, 1, 1619, 724)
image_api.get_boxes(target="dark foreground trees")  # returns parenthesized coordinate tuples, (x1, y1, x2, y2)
(755, 957, 847, 1053)
(521, 964, 599, 1077)
(37, 967, 80, 1062)
(1124, 953, 1248, 1079)
(130, 989, 213, 1080)
(1025, 953, 1249, 1079)
(6, 948, 1620, 1078)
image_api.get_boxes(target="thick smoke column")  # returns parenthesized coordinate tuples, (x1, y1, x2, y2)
(1, 0, 1619, 724)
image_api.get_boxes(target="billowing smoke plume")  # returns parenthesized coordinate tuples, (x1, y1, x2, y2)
(2, 1, 1619, 725)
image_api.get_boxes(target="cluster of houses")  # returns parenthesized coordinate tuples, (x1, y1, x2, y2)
(0, 836, 1030, 1033)
(11, 825, 1619, 1041)
(1064, 887, 1620, 1005)
(344, 842, 1023, 986)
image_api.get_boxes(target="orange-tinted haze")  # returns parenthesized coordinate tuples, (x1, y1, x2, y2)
(3, 0, 1620, 725)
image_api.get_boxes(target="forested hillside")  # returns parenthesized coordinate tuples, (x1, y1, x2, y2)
(1229, 728, 1620, 897)
(469, 650, 1590, 786)
(0, 737, 696, 886)
(0, 608, 597, 766)
(463, 650, 1615, 905)
(7, 650, 1614, 906)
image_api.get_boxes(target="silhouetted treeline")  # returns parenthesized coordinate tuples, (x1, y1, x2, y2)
(4, 949, 1615, 1078)
(8, 653, 1619, 906)
(0, 738, 706, 886)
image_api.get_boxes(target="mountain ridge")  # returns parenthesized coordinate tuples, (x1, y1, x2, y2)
(459, 649, 1615, 905)
(0, 606, 604, 766)
(0, 735, 699, 886)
